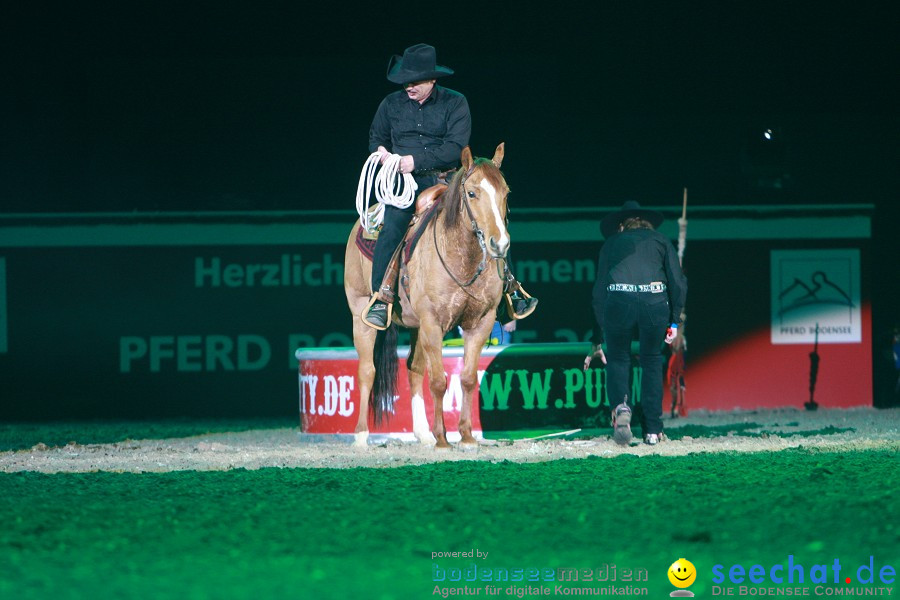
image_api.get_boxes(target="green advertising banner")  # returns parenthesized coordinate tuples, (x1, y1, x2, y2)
(0, 206, 872, 421)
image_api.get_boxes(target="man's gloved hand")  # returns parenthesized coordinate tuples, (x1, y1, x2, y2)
(583, 344, 607, 370)
(665, 324, 678, 345)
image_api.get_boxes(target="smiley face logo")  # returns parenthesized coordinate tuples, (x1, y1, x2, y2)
(668, 558, 697, 588)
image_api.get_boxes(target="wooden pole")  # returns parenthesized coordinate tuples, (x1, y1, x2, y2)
(670, 186, 689, 417)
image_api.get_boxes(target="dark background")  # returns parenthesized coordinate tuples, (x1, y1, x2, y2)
(3, 2, 897, 212)
(2, 1, 898, 404)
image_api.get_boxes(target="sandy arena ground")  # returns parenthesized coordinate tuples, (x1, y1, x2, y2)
(1, 407, 897, 473)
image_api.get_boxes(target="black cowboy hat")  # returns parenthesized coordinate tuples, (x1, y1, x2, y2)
(600, 200, 665, 238)
(386, 43, 454, 85)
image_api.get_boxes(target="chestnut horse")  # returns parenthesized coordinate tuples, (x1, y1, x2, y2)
(344, 143, 510, 448)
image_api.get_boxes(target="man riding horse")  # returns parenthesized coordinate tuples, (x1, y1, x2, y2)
(363, 43, 537, 330)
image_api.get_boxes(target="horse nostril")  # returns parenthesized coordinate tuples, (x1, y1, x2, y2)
(489, 236, 508, 257)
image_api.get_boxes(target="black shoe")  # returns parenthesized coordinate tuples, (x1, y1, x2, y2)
(510, 294, 538, 319)
(364, 301, 389, 329)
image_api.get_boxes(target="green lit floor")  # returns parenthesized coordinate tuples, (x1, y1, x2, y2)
(1, 444, 897, 599)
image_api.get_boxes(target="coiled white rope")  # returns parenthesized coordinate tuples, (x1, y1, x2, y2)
(355, 152, 418, 233)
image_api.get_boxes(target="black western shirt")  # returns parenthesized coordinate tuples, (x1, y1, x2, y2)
(591, 228, 688, 344)
(368, 85, 472, 173)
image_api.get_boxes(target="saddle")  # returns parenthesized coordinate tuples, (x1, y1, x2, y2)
(354, 183, 447, 264)
(355, 184, 448, 329)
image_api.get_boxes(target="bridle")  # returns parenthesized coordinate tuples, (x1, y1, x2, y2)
(433, 162, 507, 290)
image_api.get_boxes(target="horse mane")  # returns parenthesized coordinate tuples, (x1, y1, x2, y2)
(439, 157, 504, 230)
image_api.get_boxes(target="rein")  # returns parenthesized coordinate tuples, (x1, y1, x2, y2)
(432, 164, 498, 290)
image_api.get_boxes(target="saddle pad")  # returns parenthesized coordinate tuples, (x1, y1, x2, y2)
(355, 226, 377, 261)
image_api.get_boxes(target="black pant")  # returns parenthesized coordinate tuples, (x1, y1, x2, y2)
(370, 173, 437, 292)
(603, 292, 669, 435)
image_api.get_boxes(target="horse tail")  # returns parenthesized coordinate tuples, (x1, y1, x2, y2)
(372, 323, 399, 425)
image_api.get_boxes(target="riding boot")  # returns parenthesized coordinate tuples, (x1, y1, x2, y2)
(362, 242, 404, 330)
(503, 270, 539, 320)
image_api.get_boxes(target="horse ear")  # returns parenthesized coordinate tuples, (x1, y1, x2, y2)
(491, 142, 505, 168)
(461, 146, 473, 172)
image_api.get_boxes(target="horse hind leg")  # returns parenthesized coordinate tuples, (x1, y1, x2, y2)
(407, 330, 436, 446)
(352, 319, 376, 447)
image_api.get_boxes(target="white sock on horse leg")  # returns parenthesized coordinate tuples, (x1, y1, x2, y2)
(411, 394, 436, 444)
(411, 394, 427, 430)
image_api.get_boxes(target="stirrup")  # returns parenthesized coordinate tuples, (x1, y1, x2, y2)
(360, 294, 392, 331)
(504, 289, 538, 320)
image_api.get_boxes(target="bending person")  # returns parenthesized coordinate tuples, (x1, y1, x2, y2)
(584, 201, 687, 445)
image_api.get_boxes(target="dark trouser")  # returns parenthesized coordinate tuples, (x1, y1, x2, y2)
(603, 292, 669, 435)
(370, 173, 437, 293)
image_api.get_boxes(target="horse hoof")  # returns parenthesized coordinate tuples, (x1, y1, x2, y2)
(414, 429, 437, 446)
(458, 441, 479, 452)
(352, 432, 369, 448)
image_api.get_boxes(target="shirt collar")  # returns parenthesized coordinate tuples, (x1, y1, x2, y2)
(404, 84, 442, 107)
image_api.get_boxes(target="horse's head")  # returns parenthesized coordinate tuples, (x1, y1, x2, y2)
(444, 143, 510, 259)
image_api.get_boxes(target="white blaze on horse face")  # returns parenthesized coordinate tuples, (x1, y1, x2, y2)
(480, 178, 509, 255)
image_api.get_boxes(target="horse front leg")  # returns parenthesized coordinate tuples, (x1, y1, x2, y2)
(407, 329, 436, 445)
(458, 314, 495, 449)
(352, 320, 377, 447)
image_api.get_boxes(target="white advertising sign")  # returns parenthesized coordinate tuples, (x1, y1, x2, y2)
(771, 249, 861, 344)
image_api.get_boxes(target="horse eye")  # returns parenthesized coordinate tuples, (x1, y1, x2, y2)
(467, 190, 476, 199)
